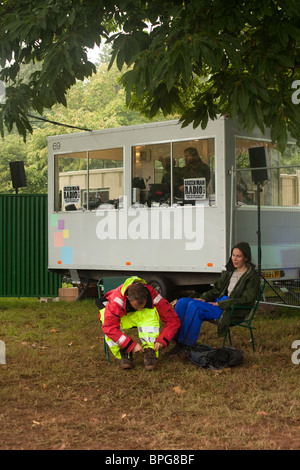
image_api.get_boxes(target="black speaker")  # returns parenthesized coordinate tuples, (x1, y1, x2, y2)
(248, 147, 269, 184)
(9, 161, 27, 191)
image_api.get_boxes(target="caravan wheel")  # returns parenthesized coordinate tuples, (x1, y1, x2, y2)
(146, 275, 173, 300)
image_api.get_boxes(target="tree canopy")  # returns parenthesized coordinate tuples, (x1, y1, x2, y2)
(0, 60, 169, 193)
(1, 0, 300, 152)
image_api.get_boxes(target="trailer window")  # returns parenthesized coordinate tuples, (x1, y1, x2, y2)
(54, 148, 123, 211)
(235, 138, 300, 207)
(132, 139, 215, 206)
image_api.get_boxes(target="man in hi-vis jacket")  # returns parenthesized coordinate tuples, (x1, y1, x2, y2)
(98, 277, 180, 370)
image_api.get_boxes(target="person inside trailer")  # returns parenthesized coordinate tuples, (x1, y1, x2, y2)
(161, 157, 183, 199)
(178, 147, 211, 194)
(98, 277, 180, 370)
(236, 182, 254, 205)
(166, 242, 260, 359)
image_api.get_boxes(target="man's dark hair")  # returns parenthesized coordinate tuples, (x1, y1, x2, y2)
(184, 147, 201, 161)
(127, 282, 148, 304)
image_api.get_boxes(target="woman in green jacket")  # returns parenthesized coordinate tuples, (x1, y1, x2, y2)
(169, 242, 260, 356)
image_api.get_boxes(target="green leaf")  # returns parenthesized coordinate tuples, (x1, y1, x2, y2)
(271, 114, 288, 153)
(116, 49, 125, 71)
(224, 42, 242, 69)
(237, 81, 250, 113)
(201, 112, 208, 129)
(253, 102, 265, 134)
(285, 24, 300, 41)
(244, 101, 256, 133)
(276, 53, 294, 68)
(68, 9, 76, 25)
(254, 79, 270, 102)
(108, 47, 118, 70)
(181, 51, 193, 87)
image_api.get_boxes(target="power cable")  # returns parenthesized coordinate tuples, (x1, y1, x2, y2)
(27, 113, 92, 132)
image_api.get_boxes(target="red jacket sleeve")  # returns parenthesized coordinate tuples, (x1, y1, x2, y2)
(102, 288, 138, 353)
(148, 286, 181, 347)
(102, 284, 180, 352)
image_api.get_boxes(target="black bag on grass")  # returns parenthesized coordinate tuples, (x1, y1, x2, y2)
(189, 344, 244, 370)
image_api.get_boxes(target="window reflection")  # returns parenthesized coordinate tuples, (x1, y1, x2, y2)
(54, 148, 123, 211)
(132, 139, 215, 207)
(235, 138, 300, 207)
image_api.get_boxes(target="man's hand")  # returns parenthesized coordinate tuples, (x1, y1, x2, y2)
(133, 343, 144, 354)
(154, 342, 164, 352)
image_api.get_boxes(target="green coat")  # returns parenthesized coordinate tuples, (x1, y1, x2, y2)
(199, 244, 260, 337)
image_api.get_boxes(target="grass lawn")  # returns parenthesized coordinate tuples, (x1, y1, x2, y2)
(0, 297, 299, 450)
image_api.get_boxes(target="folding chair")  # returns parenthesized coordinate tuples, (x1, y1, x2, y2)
(222, 279, 266, 352)
(97, 276, 128, 363)
(97, 276, 128, 298)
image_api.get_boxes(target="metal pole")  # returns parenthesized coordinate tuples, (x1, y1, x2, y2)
(229, 166, 234, 256)
(257, 182, 261, 276)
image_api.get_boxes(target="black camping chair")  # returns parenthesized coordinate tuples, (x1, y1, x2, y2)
(96, 276, 128, 363)
(222, 279, 266, 352)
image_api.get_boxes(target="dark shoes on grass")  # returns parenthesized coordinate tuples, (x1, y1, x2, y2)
(144, 347, 156, 371)
(120, 347, 156, 371)
(120, 350, 134, 370)
(164, 342, 192, 360)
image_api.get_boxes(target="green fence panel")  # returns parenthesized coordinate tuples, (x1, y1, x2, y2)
(0, 194, 61, 297)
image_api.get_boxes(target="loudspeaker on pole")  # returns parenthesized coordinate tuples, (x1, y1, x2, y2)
(248, 146, 270, 184)
(9, 161, 27, 193)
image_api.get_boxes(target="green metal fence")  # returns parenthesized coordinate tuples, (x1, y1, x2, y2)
(0, 194, 61, 297)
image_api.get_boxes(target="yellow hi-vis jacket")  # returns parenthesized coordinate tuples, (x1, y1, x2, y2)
(99, 276, 180, 355)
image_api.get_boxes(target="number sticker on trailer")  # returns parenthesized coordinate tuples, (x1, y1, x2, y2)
(262, 270, 282, 279)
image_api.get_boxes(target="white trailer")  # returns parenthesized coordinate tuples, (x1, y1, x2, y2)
(47, 118, 300, 299)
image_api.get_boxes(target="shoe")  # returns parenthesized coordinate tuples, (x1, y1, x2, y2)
(165, 343, 193, 361)
(164, 342, 185, 358)
(177, 347, 192, 361)
(144, 348, 156, 371)
(120, 350, 134, 370)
